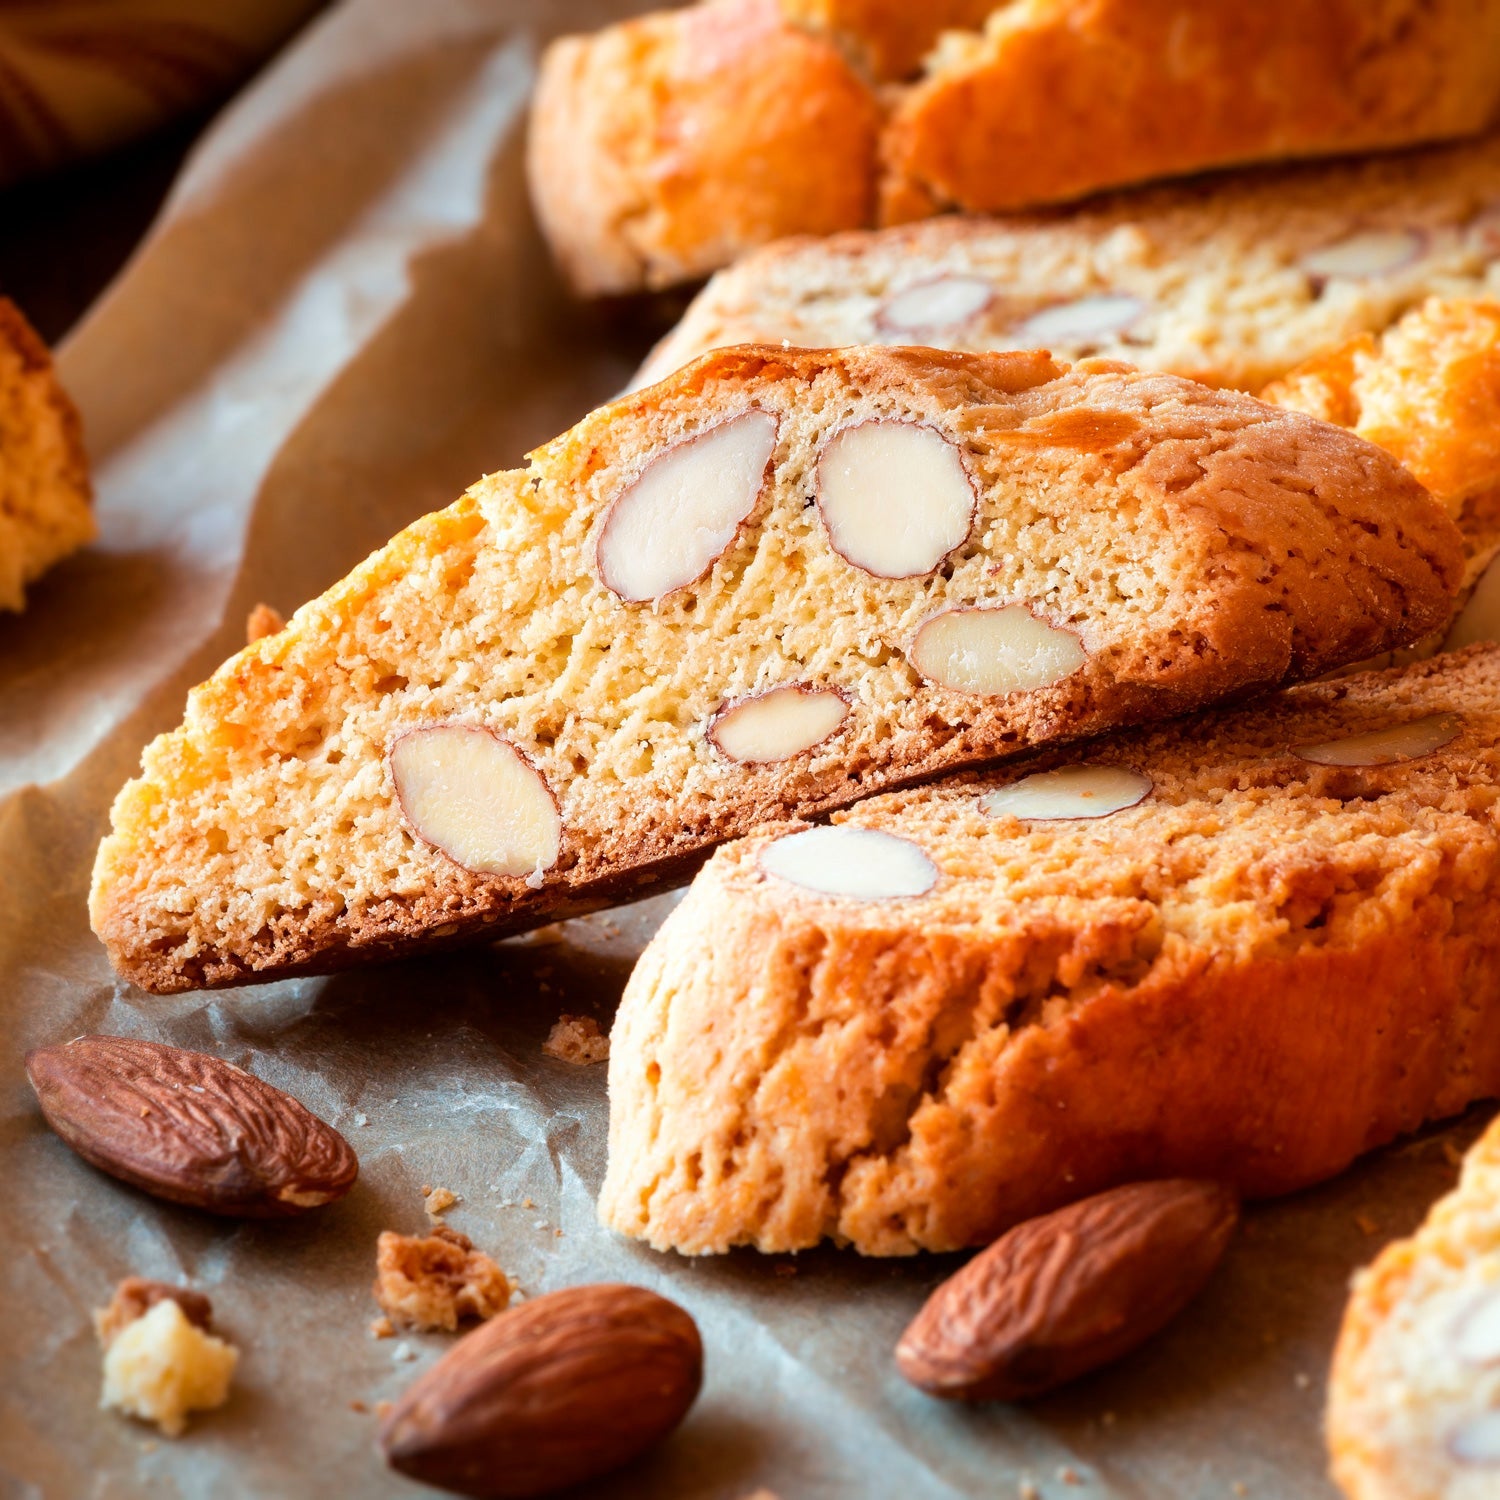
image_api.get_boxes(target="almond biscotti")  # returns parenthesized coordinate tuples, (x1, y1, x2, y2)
(636, 134, 1500, 392)
(90, 345, 1459, 993)
(1327, 1111, 1500, 1499)
(0, 297, 92, 612)
(601, 646, 1500, 1257)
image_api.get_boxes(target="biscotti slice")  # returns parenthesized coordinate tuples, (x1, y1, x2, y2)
(0, 297, 92, 612)
(636, 133, 1500, 392)
(527, 0, 880, 297)
(601, 645, 1500, 1257)
(1327, 1111, 1500, 1499)
(881, 0, 1500, 223)
(89, 344, 1460, 993)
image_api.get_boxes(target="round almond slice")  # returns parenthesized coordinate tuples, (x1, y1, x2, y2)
(978, 765, 1152, 821)
(909, 604, 1086, 697)
(391, 725, 562, 879)
(1298, 229, 1425, 283)
(1294, 713, 1461, 768)
(1445, 552, 1500, 651)
(815, 420, 976, 579)
(1008, 294, 1144, 347)
(1450, 1411, 1500, 1466)
(1456, 1290, 1500, 1367)
(876, 276, 993, 334)
(708, 685, 849, 765)
(758, 826, 938, 900)
(595, 408, 779, 603)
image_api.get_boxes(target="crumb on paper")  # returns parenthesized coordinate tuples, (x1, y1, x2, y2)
(1018, 1484, 1039, 1500)
(1058, 1467, 1083, 1486)
(99, 1297, 237, 1437)
(542, 1013, 610, 1065)
(245, 602, 285, 643)
(522, 1198, 534, 1210)
(370, 1316, 395, 1339)
(350, 1399, 368, 1413)
(423, 1185, 459, 1219)
(392, 1341, 417, 1363)
(553, 1228, 564, 1238)
(373, 1225, 514, 1332)
(1294, 1372, 1311, 1390)
(375, 1401, 393, 1419)
(353, 1112, 369, 1128)
(1355, 1211, 1380, 1236)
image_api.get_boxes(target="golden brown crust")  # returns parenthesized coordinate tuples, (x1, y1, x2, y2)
(777, 0, 998, 80)
(601, 646, 1500, 1255)
(89, 345, 1460, 994)
(880, 0, 1500, 221)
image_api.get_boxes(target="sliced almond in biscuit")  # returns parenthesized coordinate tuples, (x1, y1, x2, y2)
(876, 276, 993, 334)
(391, 725, 561, 879)
(1456, 1291, 1500, 1366)
(1294, 713, 1461, 767)
(1299, 229, 1425, 282)
(709, 685, 849, 765)
(1445, 553, 1500, 651)
(816, 421, 976, 578)
(1450, 1411, 1500, 1465)
(596, 409, 778, 603)
(910, 604, 1086, 696)
(1008, 294, 1144, 347)
(978, 765, 1151, 821)
(758, 825, 937, 900)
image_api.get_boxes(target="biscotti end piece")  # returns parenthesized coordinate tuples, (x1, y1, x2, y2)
(0, 298, 93, 612)
(881, 0, 1500, 221)
(601, 646, 1500, 1256)
(1328, 1113, 1500, 1499)
(90, 344, 1459, 993)
(527, 0, 880, 297)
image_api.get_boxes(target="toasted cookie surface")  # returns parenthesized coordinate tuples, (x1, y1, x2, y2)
(89, 345, 1458, 993)
(601, 647, 1500, 1256)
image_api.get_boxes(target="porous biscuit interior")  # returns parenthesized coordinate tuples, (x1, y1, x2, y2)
(89, 345, 1455, 992)
(1329, 1115, 1500, 1500)
(601, 647, 1500, 1255)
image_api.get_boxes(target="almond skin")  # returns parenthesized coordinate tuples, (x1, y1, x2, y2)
(379, 1282, 702, 1497)
(25, 1035, 358, 1216)
(895, 1179, 1238, 1402)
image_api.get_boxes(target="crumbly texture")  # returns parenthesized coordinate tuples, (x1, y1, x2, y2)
(600, 646, 1500, 1256)
(0, 297, 93, 611)
(544, 1013, 611, 1065)
(1328, 1113, 1500, 1499)
(372, 1226, 514, 1333)
(89, 345, 1460, 994)
(526, 0, 880, 296)
(777, 0, 999, 80)
(94, 1278, 213, 1349)
(637, 133, 1500, 393)
(99, 1297, 237, 1437)
(880, 0, 1500, 222)
(422, 1185, 458, 1219)
(245, 602, 285, 644)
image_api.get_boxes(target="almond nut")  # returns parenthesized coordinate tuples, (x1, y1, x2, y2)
(379, 1282, 702, 1498)
(1294, 713, 1460, 767)
(758, 824, 938, 900)
(876, 276, 993, 334)
(909, 604, 1086, 696)
(391, 724, 562, 880)
(816, 420, 976, 578)
(25, 1035, 358, 1217)
(895, 1179, 1239, 1402)
(1299, 228, 1425, 283)
(1007, 294, 1144, 347)
(708, 684, 849, 764)
(595, 409, 778, 602)
(978, 765, 1152, 821)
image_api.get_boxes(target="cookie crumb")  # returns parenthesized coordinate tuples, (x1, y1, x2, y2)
(542, 1013, 610, 1065)
(1019, 1483, 1040, 1500)
(375, 1401, 393, 1419)
(1058, 1467, 1083, 1486)
(1295, 1372, 1311, 1390)
(423, 1185, 459, 1219)
(96, 1290, 237, 1437)
(392, 1341, 417, 1363)
(372, 1225, 514, 1332)
(370, 1316, 395, 1339)
(350, 1399, 368, 1413)
(245, 602, 285, 643)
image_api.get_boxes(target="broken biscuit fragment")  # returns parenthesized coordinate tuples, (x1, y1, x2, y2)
(543, 1013, 611, 1064)
(373, 1225, 514, 1333)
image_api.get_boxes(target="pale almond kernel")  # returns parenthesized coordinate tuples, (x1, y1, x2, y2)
(595, 409, 778, 602)
(1450, 1410, 1500, 1465)
(816, 421, 975, 578)
(1008, 294, 1144, 347)
(758, 825, 937, 900)
(978, 765, 1151, 821)
(909, 605, 1086, 697)
(1299, 228, 1425, 282)
(1455, 1289, 1500, 1366)
(1293, 713, 1460, 767)
(708, 685, 849, 765)
(1445, 552, 1500, 651)
(391, 725, 561, 879)
(876, 276, 993, 334)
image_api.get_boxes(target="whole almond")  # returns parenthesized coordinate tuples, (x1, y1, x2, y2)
(25, 1036, 358, 1216)
(896, 1179, 1238, 1401)
(379, 1282, 702, 1497)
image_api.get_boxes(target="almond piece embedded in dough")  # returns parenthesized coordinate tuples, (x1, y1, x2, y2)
(595, 409, 778, 603)
(815, 420, 976, 578)
(979, 765, 1151, 821)
(1294, 713, 1460, 767)
(1445, 553, 1500, 650)
(1008, 294, 1144, 347)
(758, 825, 937, 900)
(1299, 228, 1425, 282)
(1450, 1411, 1500, 1465)
(708, 684, 849, 764)
(876, 276, 993, 334)
(391, 725, 562, 879)
(910, 604, 1086, 696)
(1456, 1290, 1500, 1367)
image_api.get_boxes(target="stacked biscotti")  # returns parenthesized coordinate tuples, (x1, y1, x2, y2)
(528, 0, 1500, 294)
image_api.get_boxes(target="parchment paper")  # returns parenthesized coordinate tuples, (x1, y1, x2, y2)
(1, 4, 1493, 1496)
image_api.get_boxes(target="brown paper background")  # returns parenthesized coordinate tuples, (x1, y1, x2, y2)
(1, 2, 1493, 1495)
